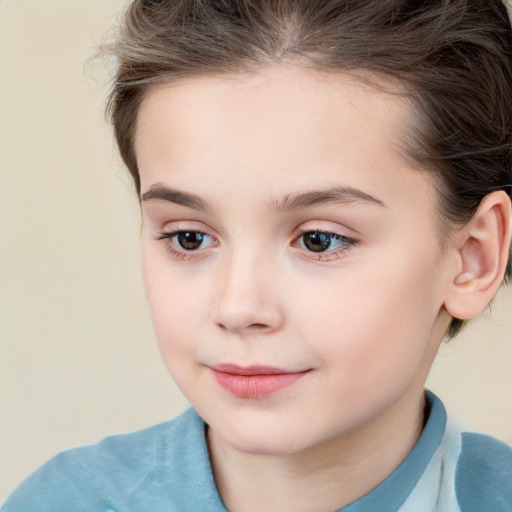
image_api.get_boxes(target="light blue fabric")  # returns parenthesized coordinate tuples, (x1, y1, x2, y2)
(2, 409, 226, 512)
(455, 432, 512, 512)
(3, 392, 511, 512)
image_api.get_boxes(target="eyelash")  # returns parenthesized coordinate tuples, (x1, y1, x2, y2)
(293, 229, 357, 261)
(155, 229, 216, 261)
(154, 229, 357, 262)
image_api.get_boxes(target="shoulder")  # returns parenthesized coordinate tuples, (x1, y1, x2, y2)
(455, 431, 512, 512)
(1, 408, 205, 512)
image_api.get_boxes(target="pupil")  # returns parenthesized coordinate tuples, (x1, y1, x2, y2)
(177, 231, 203, 250)
(304, 232, 331, 252)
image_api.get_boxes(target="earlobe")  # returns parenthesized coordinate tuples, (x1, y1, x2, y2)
(443, 191, 512, 320)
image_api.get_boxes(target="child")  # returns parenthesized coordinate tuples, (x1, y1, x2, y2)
(3, 0, 512, 510)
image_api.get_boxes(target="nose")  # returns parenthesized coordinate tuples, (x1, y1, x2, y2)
(213, 251, 284, 335)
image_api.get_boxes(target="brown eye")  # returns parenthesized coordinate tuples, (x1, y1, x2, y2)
(155, 229, 217, 259)
(176, 231, 207, 250)
(302, 232, 333, 252)
(296, 230, 356, 257)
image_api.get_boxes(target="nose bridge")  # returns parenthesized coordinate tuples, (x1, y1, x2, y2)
(213, 242, 283, 333)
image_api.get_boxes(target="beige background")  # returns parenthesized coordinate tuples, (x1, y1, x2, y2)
(1, 0, 511, 502)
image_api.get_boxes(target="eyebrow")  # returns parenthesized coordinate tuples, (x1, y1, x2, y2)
(140, 184, 386, 212)
(270, 186, 386, 211)
(141, 184, 212, 212)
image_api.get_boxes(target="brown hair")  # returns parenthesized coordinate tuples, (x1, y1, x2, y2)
(104, 0, 512, 337)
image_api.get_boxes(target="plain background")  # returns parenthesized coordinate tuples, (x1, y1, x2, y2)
(1, 0, 511, 501)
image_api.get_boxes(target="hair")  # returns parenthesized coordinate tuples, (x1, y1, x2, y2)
(103, 0, 512, 337)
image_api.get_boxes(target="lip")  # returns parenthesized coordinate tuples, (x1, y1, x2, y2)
(210, 364, 310, 399)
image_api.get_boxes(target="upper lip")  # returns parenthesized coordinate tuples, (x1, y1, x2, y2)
(211, 363, 308, 376)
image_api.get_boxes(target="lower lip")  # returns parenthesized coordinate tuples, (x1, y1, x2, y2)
(211, 369, 309, 399)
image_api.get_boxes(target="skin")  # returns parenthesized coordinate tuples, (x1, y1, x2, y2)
(134, 66, 481, 511)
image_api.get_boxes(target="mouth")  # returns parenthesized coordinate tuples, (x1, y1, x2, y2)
(210, 364, 311, 399)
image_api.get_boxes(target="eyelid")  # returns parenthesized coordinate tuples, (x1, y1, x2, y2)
(155, 218, 217, 237)
(155, 229, 212, 242)
(154, 226, 219, 260)
(292, 227, 358, 261)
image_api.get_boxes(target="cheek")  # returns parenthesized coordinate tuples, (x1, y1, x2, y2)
(290, 254, 442, 388)
(141, 249, 208, 361)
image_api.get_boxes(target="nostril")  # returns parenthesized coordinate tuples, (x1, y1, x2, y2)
(215, 320, 273, 333)
(249, 323, 269, 329)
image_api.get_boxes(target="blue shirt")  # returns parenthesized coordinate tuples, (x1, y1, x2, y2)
(2, 392, 511, 511)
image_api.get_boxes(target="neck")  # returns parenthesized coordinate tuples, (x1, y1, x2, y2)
(207, 388, 427, 512)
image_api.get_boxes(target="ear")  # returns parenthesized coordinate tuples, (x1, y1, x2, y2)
(443, 191, 512, 320)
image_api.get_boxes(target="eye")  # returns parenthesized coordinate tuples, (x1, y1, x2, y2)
(296, 230, 354, 254)
(174, 231, 212, 251)
(155, 229, 217, 257)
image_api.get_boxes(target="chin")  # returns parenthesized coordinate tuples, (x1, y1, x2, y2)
(229, 435, 304, 457)
(210, 417, 312, 457)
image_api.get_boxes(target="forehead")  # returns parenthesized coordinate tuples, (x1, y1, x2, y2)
(135, 65, 435, 224)
(135, 65, 411, 177)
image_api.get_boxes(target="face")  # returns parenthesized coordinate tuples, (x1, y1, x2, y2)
(136, 66, 453, 457)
